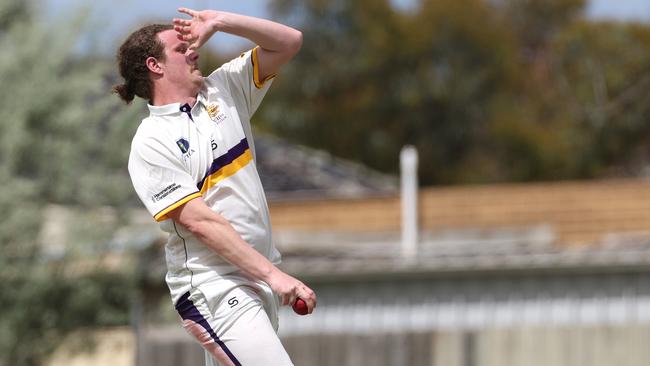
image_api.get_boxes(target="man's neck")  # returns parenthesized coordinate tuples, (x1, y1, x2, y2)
(150, 81, 201, 107)
(151, 94, 197, 107)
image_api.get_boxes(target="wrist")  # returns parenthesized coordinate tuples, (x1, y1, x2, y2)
(259, 264, 279, 284)
(208, 10, 227, 33)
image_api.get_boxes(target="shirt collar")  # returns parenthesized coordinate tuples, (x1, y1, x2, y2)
(147, 102, 182, 116)
(147, 88, 208, 116)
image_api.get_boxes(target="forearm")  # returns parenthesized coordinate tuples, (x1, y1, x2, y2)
(175, 8, 302, 80)
(190, 216, 279, 282)
(210, 11, 302, 53)
(169, 198, 316, 311)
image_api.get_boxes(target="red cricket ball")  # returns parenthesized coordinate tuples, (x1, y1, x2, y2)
(292, 298, 308, 315)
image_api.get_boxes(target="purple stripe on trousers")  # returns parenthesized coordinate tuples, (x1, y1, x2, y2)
(175, 292, 242, 366)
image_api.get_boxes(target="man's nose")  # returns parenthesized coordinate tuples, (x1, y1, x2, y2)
(186, 49, 199, 62)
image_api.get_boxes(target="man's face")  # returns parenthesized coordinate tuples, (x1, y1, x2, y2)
(156, 29, 202, 91)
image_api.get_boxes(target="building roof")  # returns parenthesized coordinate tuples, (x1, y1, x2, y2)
(254, 134, 398, 200)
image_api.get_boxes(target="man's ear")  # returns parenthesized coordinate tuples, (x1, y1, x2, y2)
(146, 56, 163, 75)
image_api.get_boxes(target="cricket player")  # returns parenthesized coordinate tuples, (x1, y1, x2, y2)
(113, 7, 316, 365)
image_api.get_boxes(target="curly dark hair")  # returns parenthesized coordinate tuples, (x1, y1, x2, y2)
(112, 24, 173, 104)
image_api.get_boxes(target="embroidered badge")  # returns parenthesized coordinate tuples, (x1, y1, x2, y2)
(176, 138, 189, 154)
(207, 103, 220, 121)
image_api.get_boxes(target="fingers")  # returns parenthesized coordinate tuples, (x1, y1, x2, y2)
(177, 7, 197, 17)
(295, 285, 317, 314)
(172, 18, 192, 27)
(172, 24, 198, 45)
(268, 272, 317, 313)
(304, 291, 317, 314)
(175, 33, 197, 43)
(281, 284, 317, 313)
(173, 25, 190, 34)
(174, 25, 195, 38)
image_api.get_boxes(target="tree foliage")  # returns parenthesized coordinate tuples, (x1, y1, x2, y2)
(261, 0, 650, 184)
(0, 271, 134, 366)
(0, 1, 140, 364)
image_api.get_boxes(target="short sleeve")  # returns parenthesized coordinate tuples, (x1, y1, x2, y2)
(128, 136, 202, 222)
(204, 47, 274, 120)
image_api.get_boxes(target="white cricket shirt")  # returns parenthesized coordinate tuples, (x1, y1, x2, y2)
(128, 48, 281, 304)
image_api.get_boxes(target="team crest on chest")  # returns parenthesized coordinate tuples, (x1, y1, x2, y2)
(207, 103, 219, 119)
(207, 102, 227, 124)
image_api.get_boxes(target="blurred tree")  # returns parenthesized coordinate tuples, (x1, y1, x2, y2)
(492, 0, 586, 53)
(261, 0, 650, 185)
(489, 3, 650, 180)
(262, 0, 522, 184)
(0, 0, 140, 364)
(551, 21, 650, 176)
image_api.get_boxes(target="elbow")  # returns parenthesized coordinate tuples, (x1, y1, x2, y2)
(287, 29, 303, 55)
(182, 218, 205, 237)
(167, 197, 228, 239)
(178, 215, 225, 238)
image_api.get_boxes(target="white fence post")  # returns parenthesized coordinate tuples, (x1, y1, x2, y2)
(400, 145, 419, 261)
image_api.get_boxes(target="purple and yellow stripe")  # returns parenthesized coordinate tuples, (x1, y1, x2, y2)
(251, 46, 276, 89)
(198, 138, 253, 194)
(154, 191, 202, 222)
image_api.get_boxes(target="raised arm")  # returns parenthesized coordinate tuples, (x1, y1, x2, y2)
(172, 8, 302, 81)
(167, 198, 317, 313)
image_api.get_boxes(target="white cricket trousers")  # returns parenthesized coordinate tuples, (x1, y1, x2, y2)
(174, 274, 294, 366)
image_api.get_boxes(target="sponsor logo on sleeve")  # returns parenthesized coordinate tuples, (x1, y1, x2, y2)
(152, 183, 181, 203)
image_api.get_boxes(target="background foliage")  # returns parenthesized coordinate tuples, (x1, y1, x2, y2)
(255, 0, 650, 185)
(0, 1, 141, 364)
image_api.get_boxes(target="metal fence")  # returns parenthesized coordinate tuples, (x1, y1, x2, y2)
(137, 271, 650, 366)
(281, 325, 650, 366)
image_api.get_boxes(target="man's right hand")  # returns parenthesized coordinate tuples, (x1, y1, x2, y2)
(266, 269, 317, 314)
(173, 8, 220, 50)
